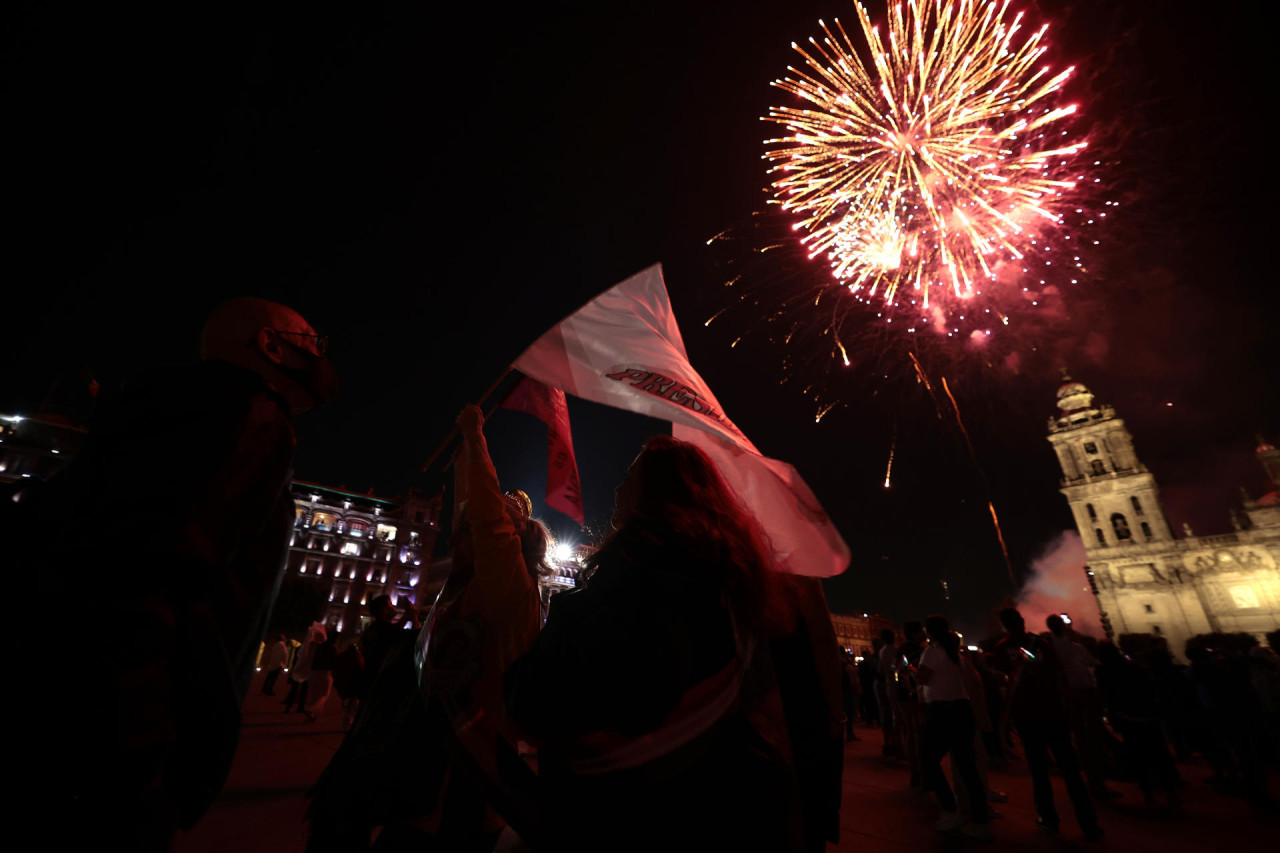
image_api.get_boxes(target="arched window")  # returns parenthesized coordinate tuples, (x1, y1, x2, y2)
(1111, 513, 1131, 540)
(1095, 528, 1106, 547)
(1141, 521, 1152, 539)
(1086, 503, 1097, 520)
(1090, 460, 1106, 476)
(1130, 496, 1143, 514)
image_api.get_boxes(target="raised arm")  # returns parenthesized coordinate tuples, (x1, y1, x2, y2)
(457, 405, 533, 604)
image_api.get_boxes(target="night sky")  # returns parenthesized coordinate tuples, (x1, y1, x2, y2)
(5, 1, 1275, 638)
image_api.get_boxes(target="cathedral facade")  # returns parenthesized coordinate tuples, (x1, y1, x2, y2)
(1047, 377, 1280, 658)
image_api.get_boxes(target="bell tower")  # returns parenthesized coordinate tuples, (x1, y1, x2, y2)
(1047, 374, 1172, 553)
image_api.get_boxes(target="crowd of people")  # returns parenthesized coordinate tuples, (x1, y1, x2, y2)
(298, 405, 847, 852)
(842, 607, 1280, 843)
(12, 297, 1278, 852)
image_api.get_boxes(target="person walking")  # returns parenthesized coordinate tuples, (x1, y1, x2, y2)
(261, 634, 289, 696)
(330, 634, 364, 732)
(304, 630, 339, 721)
(995, 608, 1102, 841)
(284, 620, 327, 716)
(916, 615, 993, 841)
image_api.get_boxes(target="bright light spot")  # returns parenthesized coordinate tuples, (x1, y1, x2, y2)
(553, 542, 575, 562)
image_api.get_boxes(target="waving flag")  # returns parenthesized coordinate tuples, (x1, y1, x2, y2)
(500, 377, 585, 525)
(512, 264, 849, 577)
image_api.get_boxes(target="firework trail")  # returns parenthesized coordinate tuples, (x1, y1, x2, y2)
(908, 350, 945, 420)
(883, 422, 896, 487)
(942, 374, 1014, 584)
(763, 0, 1088, 325)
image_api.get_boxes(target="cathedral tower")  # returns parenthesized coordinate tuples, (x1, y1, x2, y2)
(1046, 376, 1280, 657)
(1047, 375, 1173, 552)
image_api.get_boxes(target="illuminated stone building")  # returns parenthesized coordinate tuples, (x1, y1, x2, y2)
(1047, 377, 1280, 658)
(288, 481, 443, 632)
(830, 611, 896, 654)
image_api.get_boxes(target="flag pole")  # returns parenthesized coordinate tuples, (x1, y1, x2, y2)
(420, 367, 514, 472)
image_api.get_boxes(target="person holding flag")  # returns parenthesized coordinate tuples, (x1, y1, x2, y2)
(306, 404, 546, 851)
(503, 435, 810, 852)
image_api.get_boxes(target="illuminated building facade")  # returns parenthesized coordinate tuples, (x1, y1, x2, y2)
(0, 412, 85, 484)
(288, 481, 443, 632)
(1048, 377, 1280, 658)
(830, 611, 896, 654)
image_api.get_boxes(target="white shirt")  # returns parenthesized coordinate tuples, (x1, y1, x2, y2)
(290, 621, 328, 682)
(919, 643, 969, 703)
(265, 641, 288, 670)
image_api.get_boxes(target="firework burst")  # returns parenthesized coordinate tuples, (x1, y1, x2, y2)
(763, 0, 1088, 318)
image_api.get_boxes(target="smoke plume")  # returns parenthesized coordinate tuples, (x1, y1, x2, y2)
(1016, 530, 1103, 638)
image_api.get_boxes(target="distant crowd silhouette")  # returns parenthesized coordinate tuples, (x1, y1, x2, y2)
(844, 607, 1280, 843)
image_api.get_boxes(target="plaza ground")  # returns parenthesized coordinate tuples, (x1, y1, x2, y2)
(177, 672, 1279, 852)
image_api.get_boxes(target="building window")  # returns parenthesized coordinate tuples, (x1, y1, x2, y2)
(312, 512, 335, 532)
(295, 507, 305, 526)
(376, 523, 398, 543)
(414, 511, 425, 524)
(1086, 503, 1096, 520)
(1083, 442, 1097, 454)
(340, 542, 361, 556)
(1130, 496, 1143, 514)
(410, 531, 420, 545)
(1095, 528, 1106, 547)
(1090, 460, 1106, 475)
(1144, 603, 1154, 614)
(1230, 587, 1260, 609)
(1111, 513, 1131, 540)
(1141, 522, 1152, 539)
(348, 520, 368, 538)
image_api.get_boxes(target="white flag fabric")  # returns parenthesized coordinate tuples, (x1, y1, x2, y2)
(513, 264, 849, 578)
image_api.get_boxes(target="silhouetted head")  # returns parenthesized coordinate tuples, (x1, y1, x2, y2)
(925, 614, 960, 663)
(599, 435, 785, 634)
(368, 594, 394, 622)
(450, 498, 549, 582)
(998, 607, 1025, 635)
(1046, 614, 1066, 636)
(201, 297, 338, 414)
(879, 628, 896, 644)
(903, 620, 925, 643)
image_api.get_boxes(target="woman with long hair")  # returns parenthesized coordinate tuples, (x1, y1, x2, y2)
(916, 614, 993, 841)
(505, 435, 807, 851)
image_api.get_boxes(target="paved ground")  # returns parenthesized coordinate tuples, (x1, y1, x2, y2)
(177, 673, 1279, 852)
